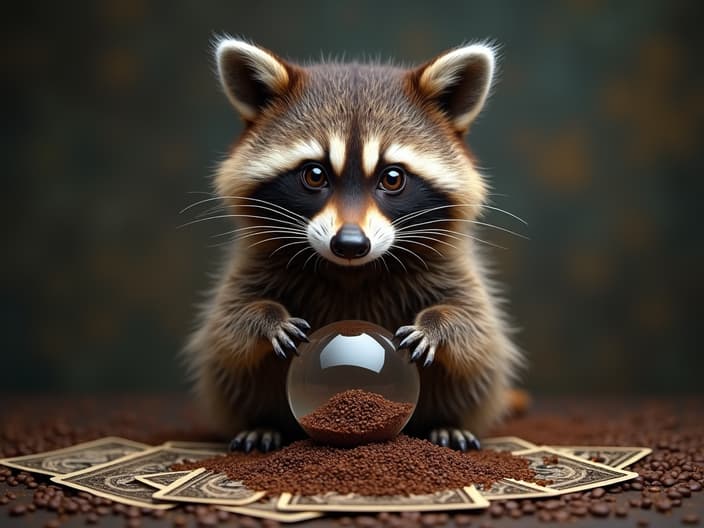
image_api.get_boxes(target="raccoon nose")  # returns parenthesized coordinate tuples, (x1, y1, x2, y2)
(330, 224, 371, 259)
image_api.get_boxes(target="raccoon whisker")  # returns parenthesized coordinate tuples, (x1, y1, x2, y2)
(384, 250, 408, 273)
(401, 229, 506, 250)
(211, 225, 306, 239)
(471, 220, 530, 240)
(395, 234, 457, 252)
(390, 244, 429, 271)
(179, 196, 308, 230)
(285, 246, 314, 268)
(378, 255, 391, 273)
(314, 254, 323, 273)
(179, 195, 225, 214)
(233, 203, 309, 228)
(247, 236, 309, 249)
(269, 240, 309, 257)
(480, 205, 528, 226)
(182, 194, 310, 228)
(302, 250, 318, 270)
(398, 218, 529, 240)
(178, 214, 302, 230)
(222, 195, 311, 226)
(394, 237, 445, 256)
(398, 228, 465, 242)
(236, 230, 308, 241)
(392, 203, 527, 227)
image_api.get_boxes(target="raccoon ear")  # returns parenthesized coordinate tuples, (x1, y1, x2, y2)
(215, 38, 293, 121)
(412, 44, 496, 133)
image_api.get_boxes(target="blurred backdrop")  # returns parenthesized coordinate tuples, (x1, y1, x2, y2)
(3, 0, 703, 395)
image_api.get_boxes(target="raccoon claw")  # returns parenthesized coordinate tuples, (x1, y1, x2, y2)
(394, 325, 416, 339)
(229, 428, 282, 453)
(288, 317, 311, 332)
(270, 317, 311, 359)
(428, 428, 480, 452)
(395, 326, 437, 367)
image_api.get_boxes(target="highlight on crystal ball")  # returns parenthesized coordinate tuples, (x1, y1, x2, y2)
(286, 320, 420, 445)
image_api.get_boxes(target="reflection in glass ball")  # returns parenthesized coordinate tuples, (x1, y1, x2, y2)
(286, 320, 420, 443)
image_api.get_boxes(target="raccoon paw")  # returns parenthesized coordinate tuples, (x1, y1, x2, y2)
(269, 317, 311, 359)
(394, 324, 440, 367)
(228, 428, 283, 453)
(428, 428, 481, 452)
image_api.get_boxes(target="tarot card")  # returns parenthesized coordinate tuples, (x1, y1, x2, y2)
(51, 446, 221, 509)
(163, 441, 229, 453)
(219, 497, 324, 522)
(152, 467, 265, 506)
(277, 486, 489, 513)
(480, 436, 537, 453)
(551, 446, 652, 469)
(513, 447, 638, 493)
(478, 478, 558, 500)
(135, 471, 193, 489)
(0, 437, 150, 476)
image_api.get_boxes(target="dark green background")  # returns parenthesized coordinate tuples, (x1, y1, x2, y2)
(3, 1, 702, 395)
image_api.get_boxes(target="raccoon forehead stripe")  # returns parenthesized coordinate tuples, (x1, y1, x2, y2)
(384, 142, 485, 200)
(362, 137, 381, 177)
(241, 139, 325, 181)
(328, 135, 346, 176)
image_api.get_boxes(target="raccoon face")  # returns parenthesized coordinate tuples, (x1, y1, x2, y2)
(213, 39, 495, 268)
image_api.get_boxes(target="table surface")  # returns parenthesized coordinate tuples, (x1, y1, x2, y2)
(1, 395, 702, 527)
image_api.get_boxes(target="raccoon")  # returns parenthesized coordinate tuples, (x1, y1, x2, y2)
(185, 38, 523, 452)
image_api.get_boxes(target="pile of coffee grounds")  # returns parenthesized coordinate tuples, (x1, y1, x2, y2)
(299, 389, 415, 446)
(173, 434, 536, 496)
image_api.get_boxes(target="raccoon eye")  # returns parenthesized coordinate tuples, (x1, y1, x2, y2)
(300, 163, 329, 190)
(378, 166, 406, 194)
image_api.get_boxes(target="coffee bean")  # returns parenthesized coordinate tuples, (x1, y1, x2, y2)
(196, 513, 218, 527)
(9, 504, 27, 516)
(588, 503, 610, 517)
(682, 513, 700, 525)
(453, 514, 473, 525)
(656, 498, 673, 512)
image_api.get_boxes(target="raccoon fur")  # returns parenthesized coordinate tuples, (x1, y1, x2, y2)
(185, 38, 523, 452)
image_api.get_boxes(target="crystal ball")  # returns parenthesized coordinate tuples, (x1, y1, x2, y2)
(286, 320, 420, 445)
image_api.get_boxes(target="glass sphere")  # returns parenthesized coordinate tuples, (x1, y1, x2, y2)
(287, 320, 420, 444)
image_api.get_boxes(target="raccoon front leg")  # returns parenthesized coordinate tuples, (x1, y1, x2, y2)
(230, 300, 311, 360)
(395, 303, 492, 370)
(189, 299, 310, 451)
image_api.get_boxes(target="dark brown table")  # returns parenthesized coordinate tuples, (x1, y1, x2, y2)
(1, 395, 702, 527)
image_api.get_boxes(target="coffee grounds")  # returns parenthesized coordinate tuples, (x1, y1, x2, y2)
(2, 397, 703, 526)
(173, 434, 536, 496)
(299, 389, 415, 446)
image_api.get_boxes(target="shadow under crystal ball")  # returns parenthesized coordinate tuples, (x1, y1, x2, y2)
(287, 320, 420, 444)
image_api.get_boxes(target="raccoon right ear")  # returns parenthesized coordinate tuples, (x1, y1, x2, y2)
(215, 38, 293, 122)
(412, 44, 496, 133)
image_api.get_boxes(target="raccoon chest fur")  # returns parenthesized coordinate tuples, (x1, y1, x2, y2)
(241, 257, 455, 331)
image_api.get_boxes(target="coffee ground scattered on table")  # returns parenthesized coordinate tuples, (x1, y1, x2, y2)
(299, 389, 415, 446)
(173, 434, 539, 496)
(1, 397, 703, 526)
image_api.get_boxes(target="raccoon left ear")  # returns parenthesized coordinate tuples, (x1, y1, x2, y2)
(215, 38, 293, 122)
(412, 44, 496, 133)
